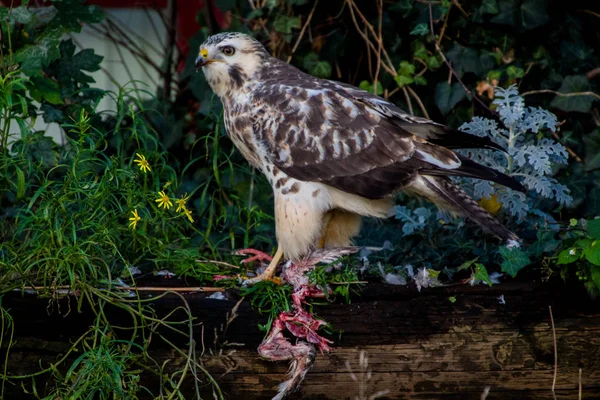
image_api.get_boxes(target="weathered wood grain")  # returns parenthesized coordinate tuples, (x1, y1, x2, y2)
(2, 279, 600, 399)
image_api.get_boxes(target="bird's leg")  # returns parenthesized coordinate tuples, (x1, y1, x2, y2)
(317, 212, 334, 249)
(242, 246, 284, 285)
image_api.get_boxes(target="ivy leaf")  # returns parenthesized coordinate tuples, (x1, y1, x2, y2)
(411, 40, 428, 59)
(591, 266, 600, 293)
(446, 43, 493, 76)
(410, 23, 429, 36)
(426, 55, 442, 69)
(394, 75, 413, 87)
(414, 75, 427, 86)
(560, 41, 594, 66)
(474, 263, 493, 286)
(506, 65, 525, 79)
(528, 230, 560, 258)
(587, 219, 600, 240)
(14, 29, 62, 76)
(273, 15, 301, 36)
(583, 128, 600, 171)
(473, 0, 499, 22)
(557, 249, 579, 265)
(303, 52, 331, 78)
(585, 241, 600, 266)
(550, 75, 595, 113)
(9, 6, 33, 25)
(398, 60, 415, 76)
(390, 0, 414, 16)
(359, 80, 383, 95)
(457, 257, 479, 271)
(491, 0, 549, 30)
(435, 82, 466, 115)
(47, 40, 103, 87)
(577, 238, 594, 250)
(51, 0, 104, 33)
(499, 246, 531, 277)
(41, 104, 64, 123)
(29, 76, 64, 105)
(309, 61, 331, 79)
(520, 0, 549, 29)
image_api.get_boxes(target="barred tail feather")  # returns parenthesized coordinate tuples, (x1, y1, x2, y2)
(407, 175, 520, 243)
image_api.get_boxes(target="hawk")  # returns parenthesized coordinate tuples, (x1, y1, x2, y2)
(196, 32, 525, 283)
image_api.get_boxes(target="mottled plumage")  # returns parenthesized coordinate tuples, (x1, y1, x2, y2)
(196, 32, 524, 262)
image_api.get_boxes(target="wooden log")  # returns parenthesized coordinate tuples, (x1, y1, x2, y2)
(2, 280, 600, 399)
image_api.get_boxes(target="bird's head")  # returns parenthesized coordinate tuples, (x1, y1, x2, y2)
(196, 32, 268, 98)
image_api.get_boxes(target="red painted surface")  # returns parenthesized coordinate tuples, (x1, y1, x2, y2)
(176, 0, 227, 70)
(87, 0, 168, 7)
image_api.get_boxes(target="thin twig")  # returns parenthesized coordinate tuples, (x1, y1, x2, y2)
(402, 87, 414, 115)
(87, 23, 162, 76)
(129, 286, 225, 293)
(144, 7, 167, 49)
(196, 259, 240, 269)
(386, 87, 401, 99)
(521, 89, 600, 101)
(286, 0, 319, 63)
(372, 0, 383, 95)
(106, 12, 163, 56)
(551, 132, 582, 162)
(549, 305, 558, 393)
(427, 2, 495, 115)
(162, 0, 178, 102)
(19, 285, 225, 293)
(407, 86, 429, 118)
(587, 67, 600, 80)
(345, 0, 395, 74)
(436, 2, 452, 47)
(346, 3, 396, 77)
(577, 8, 600, 19)
(451, 0, 469, 18)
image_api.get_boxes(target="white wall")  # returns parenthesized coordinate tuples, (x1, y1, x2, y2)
(11, 7, 169, 145)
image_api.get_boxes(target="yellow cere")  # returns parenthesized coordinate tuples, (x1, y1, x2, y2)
(200, 48, 208, 58)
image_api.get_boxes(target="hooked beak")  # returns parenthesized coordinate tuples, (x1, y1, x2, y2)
(195, 55, 210, 69)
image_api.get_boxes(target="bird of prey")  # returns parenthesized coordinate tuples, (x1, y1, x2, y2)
(196, 32, 525, 284)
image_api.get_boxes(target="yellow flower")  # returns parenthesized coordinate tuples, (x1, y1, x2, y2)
(175, 195, 189, 213)
(129, 209, 141, 230)
(155, 191, 173, 209)
(134, 153, 151, 173)
(183, 208, 194, 223)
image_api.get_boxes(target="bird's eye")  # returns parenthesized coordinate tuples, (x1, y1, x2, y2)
(222, 46, 235, 56)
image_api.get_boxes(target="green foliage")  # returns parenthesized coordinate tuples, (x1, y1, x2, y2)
(0, 1, 238, 397)
(548, 218, 600, 296)
(435, 82, 467, 115)
(499, 246, 531, 277)
(550, 75, 596, 113)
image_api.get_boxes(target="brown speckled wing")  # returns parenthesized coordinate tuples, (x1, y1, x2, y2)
(336, 81, 506, 152)
(251, 61, 467, 199)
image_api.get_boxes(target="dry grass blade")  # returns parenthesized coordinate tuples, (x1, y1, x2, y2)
(549, 305, 558, 396)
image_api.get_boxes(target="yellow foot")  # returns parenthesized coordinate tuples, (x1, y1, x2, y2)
(242, 246, 284, 286)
